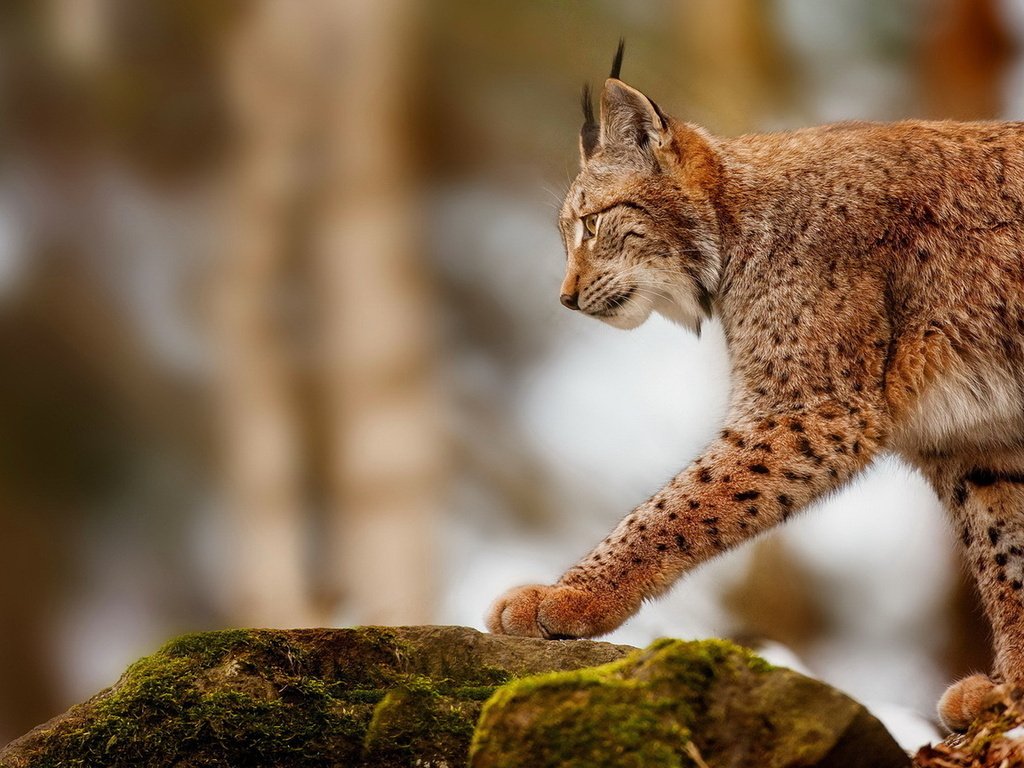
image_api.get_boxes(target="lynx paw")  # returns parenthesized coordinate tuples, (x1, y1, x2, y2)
(938, 673, 999, 732)
(486, 584, 623, 639)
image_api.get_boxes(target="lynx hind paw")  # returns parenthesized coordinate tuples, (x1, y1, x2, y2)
(938, 673, 999, 732)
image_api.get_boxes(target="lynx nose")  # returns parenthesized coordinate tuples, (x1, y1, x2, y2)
(560, 292, 579, 310)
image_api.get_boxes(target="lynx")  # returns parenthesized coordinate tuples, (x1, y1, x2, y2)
(486, 44, 1024, 731)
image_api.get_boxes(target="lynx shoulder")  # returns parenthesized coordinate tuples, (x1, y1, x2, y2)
(487, 46, 1024, 733)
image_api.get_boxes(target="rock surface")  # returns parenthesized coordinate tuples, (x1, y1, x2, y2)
(472, 637, 909, 768)
(0, 626, 910, 767)
(0, 626, 632, 768)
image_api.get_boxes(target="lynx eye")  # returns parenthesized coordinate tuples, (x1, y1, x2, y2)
(582, 213, 599, 239)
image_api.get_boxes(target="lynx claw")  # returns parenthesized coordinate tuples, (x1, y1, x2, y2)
(938, 673, 1000, 732)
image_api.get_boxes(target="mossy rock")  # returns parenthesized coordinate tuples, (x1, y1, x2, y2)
(0, 627, 909, 768)
(470, 638, 911, 768)
(0, 626, 632, 768)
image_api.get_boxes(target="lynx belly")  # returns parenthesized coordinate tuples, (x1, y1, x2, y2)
(899, 365, 1024, 454)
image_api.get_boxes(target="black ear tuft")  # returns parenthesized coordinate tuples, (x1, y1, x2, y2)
(580, 82, 599, 159)
(580, 39, 626, 161)
(610, 38, 625, 80)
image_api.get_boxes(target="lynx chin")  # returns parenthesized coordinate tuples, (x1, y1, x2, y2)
(486, 43, 1024, 733)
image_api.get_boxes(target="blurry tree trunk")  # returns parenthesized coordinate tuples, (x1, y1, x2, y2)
(677, 0, 793, 134)
(215, 0, 441, 628)
(918, 0, 1014, 119)
(50, 0, 106, 68)
(0, 505, 60, 743)
(214, 1, 316, 627)
(312, 0, 442, 626)
(723, 538, 826, 656)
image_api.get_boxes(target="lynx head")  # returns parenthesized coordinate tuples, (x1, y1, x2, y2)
(559, 45, 724, 333)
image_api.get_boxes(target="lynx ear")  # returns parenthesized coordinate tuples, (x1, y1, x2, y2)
(599, 79, 674, 166)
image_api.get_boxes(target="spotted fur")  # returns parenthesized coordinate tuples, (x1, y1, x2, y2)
(487, 71, 1024, 733)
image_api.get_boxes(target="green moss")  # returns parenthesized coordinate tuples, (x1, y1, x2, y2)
(350, 626, 402, 646)
(957, 700, 1018, 758)
(454, 685, 505, 701)
(345, 689, 387, 705)
(477, 683, 693, 767)
(18, 630, 379, 768)
(478, 638, 769, 712)
(158, 629, 262, 662)
(363, 686, 480, 766)
(474, 665, 515, 687)
(642, 636, 775, 675)
(470, 639, 780, 768)
(329, 626, 415, 688)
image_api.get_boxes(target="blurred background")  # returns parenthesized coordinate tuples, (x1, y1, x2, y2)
(0, 0, 1020, 745)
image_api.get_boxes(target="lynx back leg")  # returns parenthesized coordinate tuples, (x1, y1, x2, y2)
(924, 460, 1024, 730)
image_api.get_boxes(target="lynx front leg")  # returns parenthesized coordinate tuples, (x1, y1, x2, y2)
(487, 404, 883, 638)
(924, 459, 1024, 731)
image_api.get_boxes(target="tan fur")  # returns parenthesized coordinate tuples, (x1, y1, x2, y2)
(486, 76, 1024, 731)
(936, 674, 1000, 732)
